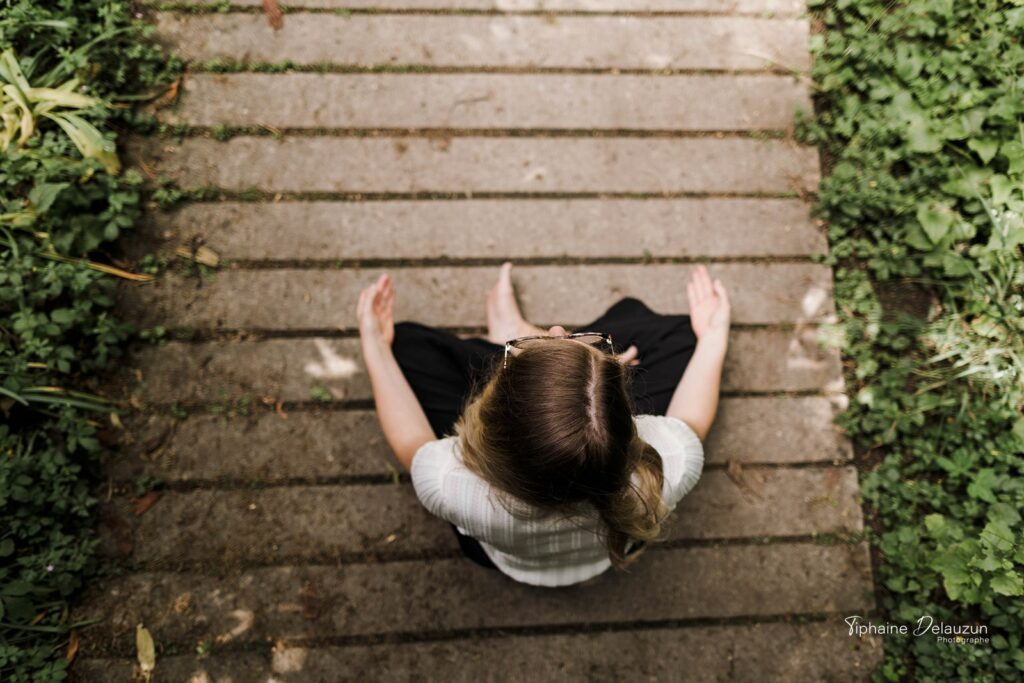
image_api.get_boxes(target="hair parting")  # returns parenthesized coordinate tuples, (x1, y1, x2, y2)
(455, 339, 668, 567)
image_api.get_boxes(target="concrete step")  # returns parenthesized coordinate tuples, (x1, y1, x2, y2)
(74, 621, 882, 682)
(162, 73, 811, 130)
(153, 13, 811, 71)
(109, 397, 850, 484)
(74, 542, 875, 651)
(146, 0, 807, 12)
(119, 263, 835, 330)
(138, 198, 826, 261)
(105, 467, 863, 565)
(117, 328, 842, 404)
(130, 136, 819, 194)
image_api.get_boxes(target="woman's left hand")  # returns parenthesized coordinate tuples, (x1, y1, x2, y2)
(357, 273, 395, 347)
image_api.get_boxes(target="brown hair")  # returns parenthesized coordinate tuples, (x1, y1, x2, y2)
(454, 339, 667, 568)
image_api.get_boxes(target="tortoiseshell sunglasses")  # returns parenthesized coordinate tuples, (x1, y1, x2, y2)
(502, 332, 613, 369)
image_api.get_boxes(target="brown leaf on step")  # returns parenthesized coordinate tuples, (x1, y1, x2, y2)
(263, 0, 284, 29)
(175, 245, 220, 268)
(151, 77, 181, 111)
(725, 460, 764, 501)
(134, 491, 162, 516)
(66, 630, 80, 663)
(172, 591, 194, 615)
(726, 460, 743, 485)
(299, 581, 319, 621)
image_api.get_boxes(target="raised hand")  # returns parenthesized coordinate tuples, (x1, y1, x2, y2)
(357, 273, 395, 347)
(617, 343, 641, 366)
(686, 265, 731, 342)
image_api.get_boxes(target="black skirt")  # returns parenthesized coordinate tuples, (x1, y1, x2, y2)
(391, 296, 698, 570)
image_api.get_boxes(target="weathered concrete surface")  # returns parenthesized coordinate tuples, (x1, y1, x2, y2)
(77, 2, 880, 678)
(107, 397, 850, 483)
(103, 468, 862, 564)
(147, 0, 807, 12)
(75, 622, 882, 683)
(74, 543, 875, 651)
(130, 136, 820, 194)
(115, 328, 842, 406)
(154, 14, 811, 71)
(110, 411, 396, 482)
(163, 73, 812, 130)
(140, 198, 827, 260)
(119, 264, 836, 329)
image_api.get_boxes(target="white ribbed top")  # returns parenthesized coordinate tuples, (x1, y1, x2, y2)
(410, 414, 705, 587)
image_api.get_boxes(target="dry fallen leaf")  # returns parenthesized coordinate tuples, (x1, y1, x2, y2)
(725, 460, 764, 501)
(172, 591, 194, 615)
(133, 491, 162, 516)
(66, 629, 80, 663)
(263, 0, 284, 29)
(299, 581, 319, 621)
(136, 624, 156, 680)
(175, 245, 220, 268)
(150, 77, 181, 111)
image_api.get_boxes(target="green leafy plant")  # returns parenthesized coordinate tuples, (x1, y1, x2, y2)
(0, 1, 180, 679)
(0, 47, 119, 173)
(804, 0, 1024, 680)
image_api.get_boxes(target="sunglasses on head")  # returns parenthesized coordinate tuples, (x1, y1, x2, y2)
(502, 332, 613, 369)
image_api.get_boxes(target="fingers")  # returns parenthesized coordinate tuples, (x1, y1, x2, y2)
(617, 344, 640, 366)
(373, 274, 392, 305)
(713, 278, 730, 307)
(358, 274, 394, 324)
(688, 265, 709, 302)
(697, 265, 714, 300)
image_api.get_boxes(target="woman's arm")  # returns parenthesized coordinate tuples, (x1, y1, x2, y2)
(665, 266, 731, 441)
(357, 274, 436, 471)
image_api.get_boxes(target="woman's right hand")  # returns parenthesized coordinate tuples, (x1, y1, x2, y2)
(686, 265, 730, 342)
(357, 273, 395, 348)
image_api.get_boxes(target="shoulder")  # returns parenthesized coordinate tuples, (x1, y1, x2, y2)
(634, 414, 705, 508)
(410, 437, 524, 538)
(409, 437, 459, 518)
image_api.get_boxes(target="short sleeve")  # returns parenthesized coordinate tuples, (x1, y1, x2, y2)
(634, 414, 705, 509)
(409, 437, 457, 519)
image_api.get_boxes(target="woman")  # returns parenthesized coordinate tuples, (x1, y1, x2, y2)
(356, 263, 730, 587)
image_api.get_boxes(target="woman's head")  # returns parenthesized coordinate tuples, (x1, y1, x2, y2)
(455, 333, 667, 567)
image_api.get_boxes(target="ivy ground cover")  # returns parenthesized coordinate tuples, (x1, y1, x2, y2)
(802, 0, 1024, 680)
